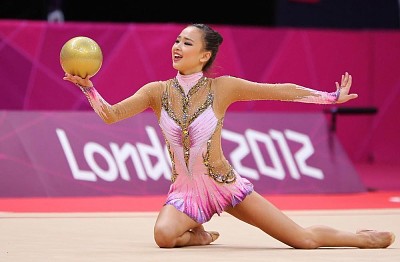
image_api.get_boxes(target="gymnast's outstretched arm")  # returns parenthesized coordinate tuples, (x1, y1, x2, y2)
(63, 73, 162, 124)
(214, 72, 357, 108)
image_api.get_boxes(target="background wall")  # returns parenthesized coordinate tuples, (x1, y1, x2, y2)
(0, 20, 399, 166)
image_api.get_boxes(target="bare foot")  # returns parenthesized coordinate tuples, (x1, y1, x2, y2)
(207, 231, 220, 243)
(356, 229, 395, 248)
(190, 225, 220, 245)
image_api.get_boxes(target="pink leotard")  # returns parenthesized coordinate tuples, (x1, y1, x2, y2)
(159, 73, 253, 223)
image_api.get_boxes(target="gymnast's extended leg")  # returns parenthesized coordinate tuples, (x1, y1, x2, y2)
(226, 191, 395, 249)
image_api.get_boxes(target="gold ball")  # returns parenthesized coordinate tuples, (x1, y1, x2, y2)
(60, 36, 103, 78)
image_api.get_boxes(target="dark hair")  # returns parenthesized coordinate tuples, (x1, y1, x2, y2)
(191, 23, 223, 72)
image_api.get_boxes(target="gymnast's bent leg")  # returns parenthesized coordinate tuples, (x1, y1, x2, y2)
(154, 204, 217, 248)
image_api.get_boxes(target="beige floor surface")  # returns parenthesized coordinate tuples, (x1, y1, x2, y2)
(0, 209, 399, 262)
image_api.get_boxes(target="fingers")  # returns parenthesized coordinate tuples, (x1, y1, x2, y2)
(340, 72, 352, 88)
(63, 73, 74, 82)
(63, 73, 83, 85)
(347, 73, 352, 88)
(340, 72, 349, 87)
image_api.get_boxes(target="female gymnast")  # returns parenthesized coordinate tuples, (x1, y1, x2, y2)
(63, 23, 395, 249)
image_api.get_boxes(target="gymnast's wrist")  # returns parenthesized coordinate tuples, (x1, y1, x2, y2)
(76, 83, 93, 92)
(334, 88, 341, 103)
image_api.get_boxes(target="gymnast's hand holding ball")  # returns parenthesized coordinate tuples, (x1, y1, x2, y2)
(61, 36, 102, 88)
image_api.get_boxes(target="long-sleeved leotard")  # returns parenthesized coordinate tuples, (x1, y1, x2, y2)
(79, 73, 339, 223)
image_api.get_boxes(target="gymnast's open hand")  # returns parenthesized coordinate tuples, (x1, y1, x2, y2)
(335, 72, 358, 103)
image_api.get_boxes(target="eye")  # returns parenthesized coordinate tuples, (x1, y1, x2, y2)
(184, 42, 193, 46)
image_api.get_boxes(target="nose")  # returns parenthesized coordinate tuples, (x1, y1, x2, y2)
(174, 44, 181, 51)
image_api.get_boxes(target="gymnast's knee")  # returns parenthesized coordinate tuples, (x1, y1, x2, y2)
(291, 238, 319, 249)
(290, 228, 321, 249)
(153, 224, 177, 248)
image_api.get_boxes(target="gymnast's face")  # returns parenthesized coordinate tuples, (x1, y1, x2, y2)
(172, 26, 211, 75)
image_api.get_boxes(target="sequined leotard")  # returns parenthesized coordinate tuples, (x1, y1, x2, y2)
(159, 74, 253, 223)
(79, 72, 339, 224)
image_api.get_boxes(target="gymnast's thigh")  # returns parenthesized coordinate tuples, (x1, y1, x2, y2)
(226, 191, 304, 238)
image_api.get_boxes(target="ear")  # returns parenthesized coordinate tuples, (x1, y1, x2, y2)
(200, 51, 211, 63)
